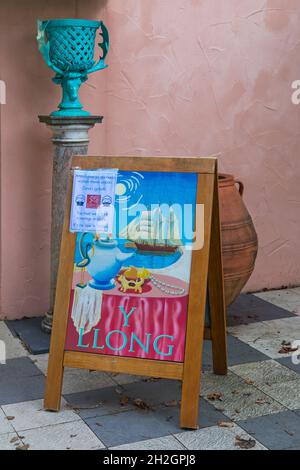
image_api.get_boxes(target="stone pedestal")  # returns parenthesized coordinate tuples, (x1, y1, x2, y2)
(39, 115, 103, 333)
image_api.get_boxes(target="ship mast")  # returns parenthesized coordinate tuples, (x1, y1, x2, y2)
(153, 206, 158, 247)
(169, 205, 175, 246)
(147, 206, 151, 246)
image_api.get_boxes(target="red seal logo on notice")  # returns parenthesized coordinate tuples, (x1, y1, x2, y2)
(86, 195, 101, 209)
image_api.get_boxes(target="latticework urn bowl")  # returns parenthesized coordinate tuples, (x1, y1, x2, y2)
(45, 19, 100, 73)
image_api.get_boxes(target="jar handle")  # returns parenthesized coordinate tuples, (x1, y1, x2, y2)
(235, 179, 244, 197)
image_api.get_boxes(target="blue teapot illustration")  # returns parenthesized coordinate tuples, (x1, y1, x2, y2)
(77, 233, 135, 290)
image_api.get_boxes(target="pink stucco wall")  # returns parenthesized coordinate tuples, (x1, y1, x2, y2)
(0, 0, 300, 319)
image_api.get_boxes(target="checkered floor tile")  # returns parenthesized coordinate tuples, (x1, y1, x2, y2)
(0, 291, 300, 450)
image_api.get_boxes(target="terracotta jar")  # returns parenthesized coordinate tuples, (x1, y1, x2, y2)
(218, 174, 258, 307)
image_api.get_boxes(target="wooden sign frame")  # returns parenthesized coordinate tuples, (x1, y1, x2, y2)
(44, 155, 227, 430)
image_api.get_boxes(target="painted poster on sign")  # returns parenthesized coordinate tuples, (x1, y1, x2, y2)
(65, 171, 198, 362)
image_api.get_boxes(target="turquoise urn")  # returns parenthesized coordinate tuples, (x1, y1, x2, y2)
(37, 18, 109, 117)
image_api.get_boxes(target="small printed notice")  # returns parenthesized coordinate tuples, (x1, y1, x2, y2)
(70, 169, 118, 233)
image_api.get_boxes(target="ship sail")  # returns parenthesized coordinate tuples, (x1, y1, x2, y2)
(167, 207, 181, 244)
(120, 206, 182, 252)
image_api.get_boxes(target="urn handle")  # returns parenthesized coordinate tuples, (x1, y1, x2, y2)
(235, 179, 244, 197)
(88, 21, 110, 74)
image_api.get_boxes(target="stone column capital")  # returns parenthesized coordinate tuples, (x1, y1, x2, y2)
(38, 115, 103, 146)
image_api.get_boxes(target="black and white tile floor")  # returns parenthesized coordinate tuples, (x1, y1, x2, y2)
(1, 289, 300, 450)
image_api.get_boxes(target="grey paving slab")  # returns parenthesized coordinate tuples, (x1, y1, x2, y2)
(0, 374, 45, 406)
(257, 380, 300, 410)
(157, 397, 231, 430)
(5, 318, 50, 355)
(0, 357, 42, 382)
(0, 322, 28, 359)
(230, 360, 300, 386)
(0, 408, 15, 435)
(2, 398, 80, 431)
(280, 445, 300, 450)
(202, 335, 269, 369)
(228, 317, 300, 359)
(84, 408, 176, 448)
(65, 379, 182, 420)
(64, 385, 135, 419)
(0, 357, 45, 406)
(0, 432, 25, 450)
(174, 424, 267, 450)
(122, 379, 182, 408)
(238, 411, 300, 450)
(276, 356, 300, 375)
(255, 289, 300, 315)
(107, 373, 145, 386)
(20, 420, 105, 450)
(227, 294, 295, 327)
(110, 435, 186, 450)
(201, 370, 285, 421)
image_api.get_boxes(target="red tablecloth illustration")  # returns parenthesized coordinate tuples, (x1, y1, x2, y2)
(65, 272, 189, 363)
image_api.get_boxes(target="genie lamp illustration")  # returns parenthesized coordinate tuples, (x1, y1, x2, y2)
(37, 18, 109, 116)
(77, 234, 136, 290)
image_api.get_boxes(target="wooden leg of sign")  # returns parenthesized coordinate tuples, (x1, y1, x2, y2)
(44, 175, 76, 411)
(44, 347, 64, 411)
(44, 293, 67, 411)
(208, 171, 228, 376)
(180, 173, 214, 429)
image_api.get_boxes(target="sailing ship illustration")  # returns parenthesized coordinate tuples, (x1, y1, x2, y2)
(120, 206, 182, 254)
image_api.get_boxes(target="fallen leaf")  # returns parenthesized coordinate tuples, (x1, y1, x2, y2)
(164, 400, 179, 408)
(235, 435, 256, 450)
(218, 421, 234, 428)
(255, 398, 270, 405)
(133, 398, 151, 410)
(244, 379, 254, 385)
(278, 341, 299, 354)
(10, 436, 19, 444)
(284, 430, 295, 437)
(119, 396, 129, 407)
(70, 434, 77, 438)
(207, 392, 223, 402)
(6, 416, 15, 421)
(16, 444, 30, 451)
(278, 346, 298, 354)
(143, 377, 160, 383)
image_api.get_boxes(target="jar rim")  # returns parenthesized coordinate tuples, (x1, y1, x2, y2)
(43, 19, 101, 29)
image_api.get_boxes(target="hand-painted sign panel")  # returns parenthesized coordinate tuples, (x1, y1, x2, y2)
(65, 171, 198, 362)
